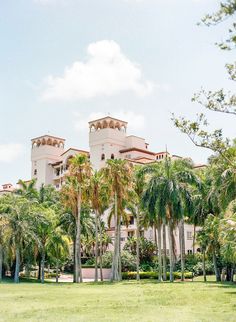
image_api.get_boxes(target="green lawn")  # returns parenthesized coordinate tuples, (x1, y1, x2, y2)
(0, 279, 235, 322)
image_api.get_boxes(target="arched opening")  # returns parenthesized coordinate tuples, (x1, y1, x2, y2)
(102, 120, 108, 129)
(90, 124, 96, 132)
(101, 153, 105, 161)
(34, 169, 37, 176)
(109, 121, 115, 129)
(111, 154, 115, 160)
(47, 138, 52, 146)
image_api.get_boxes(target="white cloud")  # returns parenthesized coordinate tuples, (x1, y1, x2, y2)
(41, 40, 154, 101)
(74, 111, 146, 133)
(0, 144, 23, 163)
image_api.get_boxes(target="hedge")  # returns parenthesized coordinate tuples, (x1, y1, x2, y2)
(122, 271, 193, 280)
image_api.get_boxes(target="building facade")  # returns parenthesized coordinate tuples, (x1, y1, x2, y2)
(2, 116, 198, 255)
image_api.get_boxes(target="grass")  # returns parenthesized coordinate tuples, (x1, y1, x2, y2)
(0, 278, 235, 322)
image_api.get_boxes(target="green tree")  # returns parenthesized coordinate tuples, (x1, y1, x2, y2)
(68, 154, 92, 283)
(89, 170, 109, 281)
(0, 195, 38, 283)
(173, 1, 236, 164)
(46, 228, 70, 283)
(142, 158, 199, 282)
(103, 159, 133, 281)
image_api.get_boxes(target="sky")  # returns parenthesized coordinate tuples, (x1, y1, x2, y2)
(0, 0, 235, 185)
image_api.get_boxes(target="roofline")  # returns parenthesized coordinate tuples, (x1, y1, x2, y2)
(125, 158, 156, 165)
(31, 135, 66, 142)
(88, 116, 128, 125)
(155, 151, 170, 155)
(119, 147, 156, 156)
(61, 148, 89, 156)
(194, 164, 207, 169)
(126, 135, 145, 140)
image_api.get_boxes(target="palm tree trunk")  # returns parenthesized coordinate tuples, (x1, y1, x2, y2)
(136, 207, 140, 281)
(73, 238, 76, 283)
(192, 224, 196, 257)
(162, 224, 167, 281)
(56, 259, 59, 283)
(14, 246, 20, 283)
(0, 244, 3, 282)
(111, 192, 119, 281)
(118, 223, 122, 281)
(179, 219, 185, 281)
(168, 221, 174, 282)
(171, 228, 177, 268)
(94, 210, 99, 282)
(98, 217, 103, 282)
(213, 251, 221, 282)
(157, 222, 162, 282)
(154, 227, 158, 255)
(37, 255, 41, 280)
(75, 188, 83, 283)
(203, 250, 207, 282)
(41, 249, 45, 283)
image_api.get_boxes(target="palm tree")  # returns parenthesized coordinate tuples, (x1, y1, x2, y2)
(89, 170, 109, 281)
(142, 157, 199, 282)
(0, 216, 10, 282)
(197, 214, 222, 282)
(129, 166, 146, 280)
(16, 179, 38, 200)
(102, 159, 133, 281)
(36, 206, 55, 283)
(0, 195, 38, 283)
(46, 228, 70, 283)
(67, 154, 92, 283)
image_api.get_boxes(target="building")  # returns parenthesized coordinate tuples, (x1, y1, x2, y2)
(28, 116, 200, 255)
(0, 183, 15, 195)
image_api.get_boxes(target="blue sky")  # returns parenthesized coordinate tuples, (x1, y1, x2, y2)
(0, 0, 235, 184)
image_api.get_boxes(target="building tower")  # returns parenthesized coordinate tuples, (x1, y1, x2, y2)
(31, 135, 65, 189)
(89, 116, 128, 169)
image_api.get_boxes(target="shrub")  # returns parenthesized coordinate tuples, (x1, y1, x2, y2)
(122, 271, 193, 280)
(192, 261, 214, 276)
(123, 237, 156, 263)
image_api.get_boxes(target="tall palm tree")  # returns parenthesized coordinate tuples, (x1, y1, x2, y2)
(67, 154, 92, 283)
(142, 158, 199, 282)
(89, 170, 109, 281)
(129, 166, 146, 281)
(36, 206, 55, 283)
(102, 159, 133, 281)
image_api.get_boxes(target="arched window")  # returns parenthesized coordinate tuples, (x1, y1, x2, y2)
(34, 169, 37, 176)
(111, 154, 115, 160)
(101, 153, 105, 161)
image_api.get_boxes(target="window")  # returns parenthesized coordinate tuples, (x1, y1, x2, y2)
(120, 237, 126, 242)
(101, 153, 105, 161)
(129, 216, 134, 225)
(187, 231, 193, 240)
(34, 169, 37, 176)
(128, 231, 135, 238)
(111, 154, 115, 160)
(187, 249, 193, 255)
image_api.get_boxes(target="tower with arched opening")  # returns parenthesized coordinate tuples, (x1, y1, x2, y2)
(89, 116, 127, 169)
(31, 135, 65, 189)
